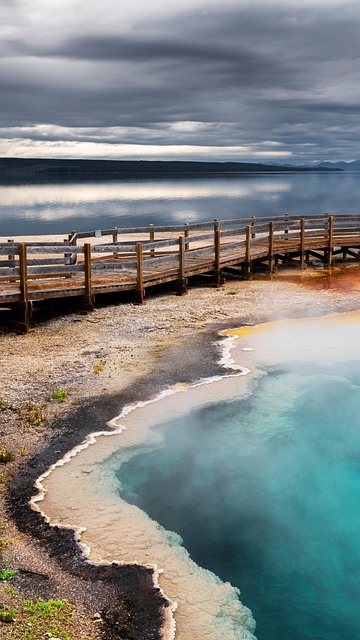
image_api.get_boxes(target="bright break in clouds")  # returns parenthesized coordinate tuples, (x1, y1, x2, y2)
(1, 0, 360, 163)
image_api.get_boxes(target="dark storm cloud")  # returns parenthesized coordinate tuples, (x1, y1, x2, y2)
(1, 1, 360, 161)
(24, 35, 241, 63)
(3, 32, 295, 89)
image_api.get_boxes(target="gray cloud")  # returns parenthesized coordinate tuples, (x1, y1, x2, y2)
(1, 1, 360, 161)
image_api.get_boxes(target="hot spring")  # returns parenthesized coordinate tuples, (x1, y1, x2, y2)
(37, 312, 360, 640)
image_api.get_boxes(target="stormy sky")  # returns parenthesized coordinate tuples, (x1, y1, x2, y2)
(1, 0, 360, 163)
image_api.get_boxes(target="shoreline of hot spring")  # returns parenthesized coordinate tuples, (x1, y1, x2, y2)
(29, 330, 257, 640)
(28, 310, 360, 640)
(3, 267, 360, 640)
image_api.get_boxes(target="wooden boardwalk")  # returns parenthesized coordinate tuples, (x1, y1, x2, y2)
(1, 213, 360, 332)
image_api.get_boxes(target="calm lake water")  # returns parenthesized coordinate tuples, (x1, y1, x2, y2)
(1, 171, 360, 236)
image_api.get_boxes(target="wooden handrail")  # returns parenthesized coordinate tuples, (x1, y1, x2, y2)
(1, 212, 360, 332)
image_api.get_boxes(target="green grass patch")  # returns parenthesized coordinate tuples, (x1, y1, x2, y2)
(0, 608, 15, 623)
(0, 569, 16, 581)
(23, 598, 70, 618)
(17, 402, 46, 429)
(51, 389, 68, 403)
(0, 590, 96, 639)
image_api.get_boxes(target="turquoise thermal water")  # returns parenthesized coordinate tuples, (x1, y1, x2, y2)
(116, 360, 360, 640)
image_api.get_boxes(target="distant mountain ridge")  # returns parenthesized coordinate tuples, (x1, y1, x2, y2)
(317, 160, 360, 171)
(0, 157, 340, 184)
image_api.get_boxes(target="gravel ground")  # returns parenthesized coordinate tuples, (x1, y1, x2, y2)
(0, 269, 359, 639)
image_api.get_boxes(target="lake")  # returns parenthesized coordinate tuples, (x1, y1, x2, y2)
(1, 171, 360, 237)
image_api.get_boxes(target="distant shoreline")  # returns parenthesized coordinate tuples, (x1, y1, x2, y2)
(0, 157, 341, 185)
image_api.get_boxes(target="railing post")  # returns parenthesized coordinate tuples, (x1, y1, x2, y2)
(213, 219, 219, 260)
(18, 243, 30, 332)
(327, 215, 334, 267)
(112, 227, 119, 258)
(251, 216, 256, 239)
(19, 243, 28, 305)
(135, 242, 145, 304)
(214, 227, 222, 286)
(177, 235, 187, 295)
(300, 218, 306, 270)
(82, 243, 94, 311)
(245, 225, 251, 278)
(7, 239, 15, 265)
(184, 223, 190, 251)
(149, 224, 155, 257)
(268, 221, 275, 273)
(284, 214, 289, 240)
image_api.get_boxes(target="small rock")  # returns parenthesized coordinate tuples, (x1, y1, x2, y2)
(93, 612, 102, 621)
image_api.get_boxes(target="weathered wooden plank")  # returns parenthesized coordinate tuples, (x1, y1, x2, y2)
(91, 261, 133, 272)
(0, 266, 20, 276)
(26, 264, 84, 275)
(0, 246, 20, 256)
(0, 242, 78, 254)
(26, 245, 84, 254)
(24, 257, 73, 266)
(333, 226, 360, 234)
(92, 244, 137, 253)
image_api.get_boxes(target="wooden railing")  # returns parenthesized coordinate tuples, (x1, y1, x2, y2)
(1, 213, 360, 331)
